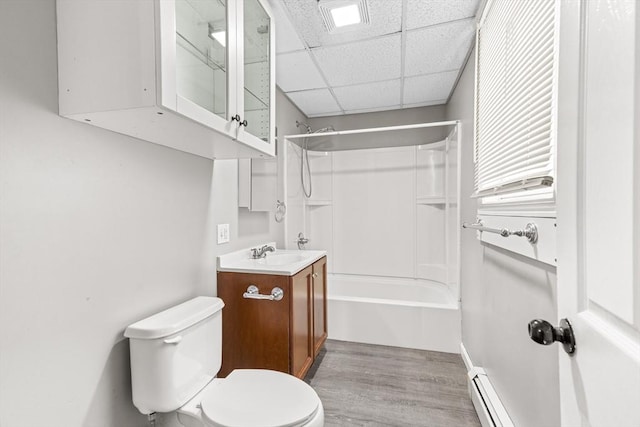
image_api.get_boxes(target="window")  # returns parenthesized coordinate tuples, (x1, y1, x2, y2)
(474, 0, 557, 208)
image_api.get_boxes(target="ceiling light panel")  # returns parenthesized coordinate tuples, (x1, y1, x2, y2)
(330, 4, 361, 27)
(404, 18, 475, 77)
(281, 0, 401, 48)
(333, 80, 401, 111)
(313, 34, 401, 86)
(405, 0, 480, 30)
(403, 70, 458, 104)
(276, 51, 327, 92)
(286, 88, 341, 116)
(318, 0, 369, 33)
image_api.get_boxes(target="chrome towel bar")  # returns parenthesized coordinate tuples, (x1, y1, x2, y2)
(243, 285, 284, 301)
(462, 221, 538, 244)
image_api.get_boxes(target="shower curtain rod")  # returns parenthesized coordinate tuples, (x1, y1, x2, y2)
(284, 120, 460, 140)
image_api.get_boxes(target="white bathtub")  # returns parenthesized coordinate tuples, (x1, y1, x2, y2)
(327, 274, 461, 353)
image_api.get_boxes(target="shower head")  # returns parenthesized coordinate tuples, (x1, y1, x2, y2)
(313, 126, 335, 133)
(296, 120, 313, 134)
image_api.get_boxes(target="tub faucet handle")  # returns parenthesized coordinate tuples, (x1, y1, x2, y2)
(297, 232, 309, 249)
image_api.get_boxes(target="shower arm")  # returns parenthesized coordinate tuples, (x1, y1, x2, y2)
(295, 120, 313, 134)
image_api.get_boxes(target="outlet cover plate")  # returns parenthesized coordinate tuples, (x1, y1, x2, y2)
(217, 224, 230, 244)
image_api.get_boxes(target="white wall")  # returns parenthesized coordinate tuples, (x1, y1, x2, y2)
(308, 104, 447, 133)
(332, 147, 417, 277)
(0, 2, 306, 426)
(446, 49, 561, 427)
(286, 142, 454, 284)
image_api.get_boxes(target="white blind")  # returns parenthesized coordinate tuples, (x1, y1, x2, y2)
(474, 0, 556, 198)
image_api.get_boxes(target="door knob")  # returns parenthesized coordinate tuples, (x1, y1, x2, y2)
(528, 318, 576, 355)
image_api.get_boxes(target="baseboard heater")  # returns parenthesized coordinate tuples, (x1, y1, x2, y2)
(468, 368, 515, 427)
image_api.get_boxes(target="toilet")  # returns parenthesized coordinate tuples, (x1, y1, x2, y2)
(124, 296, 324, 427)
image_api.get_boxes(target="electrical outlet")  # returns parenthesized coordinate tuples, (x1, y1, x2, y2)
(217, 224, 230, 244)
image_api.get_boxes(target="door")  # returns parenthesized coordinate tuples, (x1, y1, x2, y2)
(235, 0, 276, 154)
(217, 272, 290, 377)
(312, 257, 327, 356)
(556, 1, 640, 426)
(290, 266, 313, 379)
(162, 0, 235, 137)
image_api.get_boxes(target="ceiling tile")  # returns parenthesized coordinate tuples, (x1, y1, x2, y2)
(405, 18, 475, 77)
(266, 0, 306, 53)
(406, 0, 480, 30)
(281, 0, 402, 48)
(313, 34, 402, 86)
(333, 80, 401, 111)
(403, 71, 458, 104)
(286, 88, 342, 116)
(276, 51, 327, 92)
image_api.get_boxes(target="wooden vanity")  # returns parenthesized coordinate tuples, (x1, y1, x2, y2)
(217, 255, 327, 379)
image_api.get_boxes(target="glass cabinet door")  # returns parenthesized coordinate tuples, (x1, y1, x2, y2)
(242, 0, 271, 143)
(175, 0, 228, 120)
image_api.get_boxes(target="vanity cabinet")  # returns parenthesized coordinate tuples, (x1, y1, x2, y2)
(312, 257, 327, 357)
(218, 256, 327, 379)
(56, 0, 275, 159)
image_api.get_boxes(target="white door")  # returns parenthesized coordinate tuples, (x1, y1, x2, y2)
(556, 1, 640, 426)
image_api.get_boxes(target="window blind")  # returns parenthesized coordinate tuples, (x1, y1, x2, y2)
(474, 0, 556, 198)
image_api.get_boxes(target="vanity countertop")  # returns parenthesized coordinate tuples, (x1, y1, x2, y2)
(217, 244, 326, 276)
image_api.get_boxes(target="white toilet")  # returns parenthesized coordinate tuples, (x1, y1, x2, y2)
(124, 296, 324, 427)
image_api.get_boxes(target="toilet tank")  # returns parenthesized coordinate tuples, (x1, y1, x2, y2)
(124, 297, 224, 414)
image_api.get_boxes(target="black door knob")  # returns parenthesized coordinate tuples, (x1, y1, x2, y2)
(528, 318, 576, 355)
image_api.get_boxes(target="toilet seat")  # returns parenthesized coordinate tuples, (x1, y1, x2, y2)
(200, 369, 321, 427)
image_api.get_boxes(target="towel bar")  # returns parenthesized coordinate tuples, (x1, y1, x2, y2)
(462, 221, 538, 244)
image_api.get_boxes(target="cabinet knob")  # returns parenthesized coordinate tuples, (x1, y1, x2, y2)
(312, 273, 318, 279)
(231, 114, 241, 122)
(240, 119, 248, 127)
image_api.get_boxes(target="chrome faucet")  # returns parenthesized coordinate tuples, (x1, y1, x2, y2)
(251, 245, 275, 259)
(297, 232, 309, 250)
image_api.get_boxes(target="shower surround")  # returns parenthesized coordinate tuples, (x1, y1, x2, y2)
(285, 122, 461, 352)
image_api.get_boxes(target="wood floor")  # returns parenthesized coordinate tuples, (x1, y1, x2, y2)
(304, 340, 481, 427)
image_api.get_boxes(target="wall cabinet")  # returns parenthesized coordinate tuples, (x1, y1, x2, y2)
(238, 158, 277, 211)
(218, 257, 327, 379)
(56, 0, 275, 159)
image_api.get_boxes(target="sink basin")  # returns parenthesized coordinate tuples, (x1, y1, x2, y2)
(217, 245, 326, 276)
(256, 253, 307, 266)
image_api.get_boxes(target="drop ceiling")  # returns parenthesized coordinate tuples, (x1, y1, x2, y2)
(267, 0, 479, 118)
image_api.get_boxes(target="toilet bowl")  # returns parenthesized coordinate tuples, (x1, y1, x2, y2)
(177, 370, 324, 427)
(124, 297, 325, 427)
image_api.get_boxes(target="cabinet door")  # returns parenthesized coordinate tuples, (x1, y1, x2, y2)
(235, 0, 276, 154)
(312, 257, 328, 356)
(290, 266, 313, 379)
(162, 0, 235, 137)
(218, 272, 289, 377)
(237, 158, 277, 211)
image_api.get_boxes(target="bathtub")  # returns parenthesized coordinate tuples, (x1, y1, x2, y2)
(327, 274, 461, 353)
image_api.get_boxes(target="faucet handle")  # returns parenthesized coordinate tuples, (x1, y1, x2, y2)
(250, 248, 260, 258)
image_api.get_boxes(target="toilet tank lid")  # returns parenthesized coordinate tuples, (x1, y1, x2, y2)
(124, 297, 224, 340)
